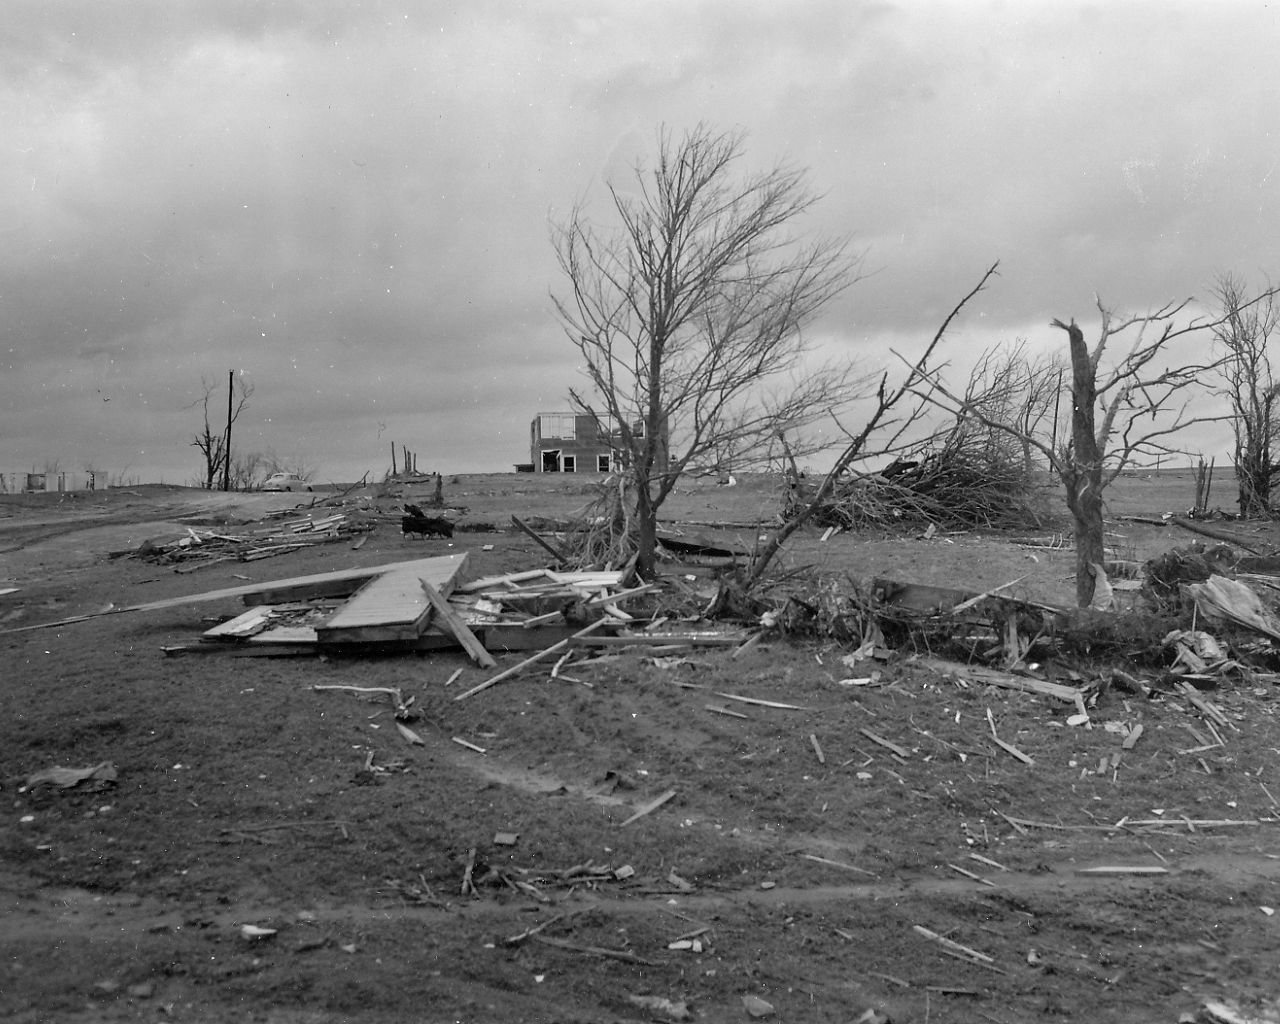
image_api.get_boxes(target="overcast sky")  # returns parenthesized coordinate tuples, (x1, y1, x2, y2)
(2, 1, 1278, 486)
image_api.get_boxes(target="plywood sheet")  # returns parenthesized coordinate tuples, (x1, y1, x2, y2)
(316, 553, 469, 644)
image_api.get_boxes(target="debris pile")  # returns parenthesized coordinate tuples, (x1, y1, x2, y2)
(801, 429, 1048, 532)
(130, 513, 375, 572)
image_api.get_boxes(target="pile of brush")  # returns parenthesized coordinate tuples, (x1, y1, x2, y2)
(806, 427, 1049, 532)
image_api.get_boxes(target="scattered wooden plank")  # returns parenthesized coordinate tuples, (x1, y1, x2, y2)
(912, 925, 994, 964)
(968, 852, 1008, 872)
(618, 790, 677, 828)
(732, 632, 764, 659)
(798, 853, 877, 878)
(947, 862, 996, 887)
(585, 584, 657, 607)
(452, 737, 487, 754)
(458, 569, 553, 593)
(521, 610, 565, 629)
(705, 704, 749, 719)
(532, 934, 658, 966)
(444, 668, 464, 687)
(991, 735, 1035, 765)
(714, 692, 811, 711)
(511, 515, 570, 562)
(951, 575, 1030, 614)
(454, 619, 611, 700)
(1179, 681, 1237, 731)
(809, 734, 826, 764)
(1122, 723, 1144, 749)
(859, 728, 909, 758)
(1075, 865, 1170, 876)
(419, 578, 496, 667)
(915, 656, 1083, 703)
(396, 722, 425, 745)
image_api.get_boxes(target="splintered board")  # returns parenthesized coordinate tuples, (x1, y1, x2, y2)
(314, 553, 470, 644)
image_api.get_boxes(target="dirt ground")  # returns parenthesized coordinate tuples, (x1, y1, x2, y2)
(2, 472, 1279, 1023)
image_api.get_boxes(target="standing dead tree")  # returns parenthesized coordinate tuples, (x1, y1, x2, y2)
(921, 296, 1250, 606)
(190, 375, 252, 490)
(552, 124, 861, 577)
(1213, 273, 1280, 517)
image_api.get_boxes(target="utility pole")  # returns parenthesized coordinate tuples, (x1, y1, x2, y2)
(222, 369, 233, 491)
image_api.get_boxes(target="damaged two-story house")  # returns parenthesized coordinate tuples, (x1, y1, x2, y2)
(528, 412, 669, 475)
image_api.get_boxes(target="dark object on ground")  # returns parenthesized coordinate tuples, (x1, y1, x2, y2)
(402, 515, 454, 539)
(404, 503, 426, 518)
(657, 533, 747, 558)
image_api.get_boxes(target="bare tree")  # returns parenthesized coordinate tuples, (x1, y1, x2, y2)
(1213, 272, 1280, 517)
(190, 375, 252, 490)
(964, 340, 1064, 473)
(552, 124, 861, 577)
(922, 297, 1250, 606)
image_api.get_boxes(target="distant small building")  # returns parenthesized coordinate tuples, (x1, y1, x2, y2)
(529, 411, 670, 475)
(0, 469, 105, 493)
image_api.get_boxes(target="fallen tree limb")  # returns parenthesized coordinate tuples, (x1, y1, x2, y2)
(1171, 517, 1265, 553)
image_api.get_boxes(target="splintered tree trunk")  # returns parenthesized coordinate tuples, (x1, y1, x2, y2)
(634, 482, 658, 580)
(1236, 450, 1271, 517)
(1064, 322, 1105, 607)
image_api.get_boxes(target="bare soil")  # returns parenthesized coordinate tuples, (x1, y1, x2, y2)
(2, 472, 1279, 1023)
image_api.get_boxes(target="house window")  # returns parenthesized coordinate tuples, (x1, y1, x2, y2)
(562, 454, 576, 473)
(541, 450, 561, 472)
(539, 414, 577, 440)
(597, 454, 610, 473)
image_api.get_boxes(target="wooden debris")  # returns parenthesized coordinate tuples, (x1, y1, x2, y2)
(731, 632, 764, 659)
(859, 728, 910, 758)
(510, 515, 571, 562)
(1075, 865, 1170, 876)
(947, 862, 996, 887)
(705, 704, 749, 719)
(968, 852, 1008, 872)
(443, 668, 464, 687)
(951, 574, 1030, 614)
(1122, 723, 1144, 749)
(532, 934, 657, 966)
(618, 789, 677, 827)
(912, 925, 994, 964)
(986, 709, 1034, 765)
(461, 847, 477, 896)
(419, 578, 496, 667)
(799, 853, 877, 878)
(916, 656, 1084, 703)
(454, 619, 611, 701)
(504, 909, 583, 946)
(452, 737, 487, 754)
(395, 722, 424, 745)
(809, 734, 826, 764)
(714, 692, 810, 711)
(1178, 681, 1237, 732)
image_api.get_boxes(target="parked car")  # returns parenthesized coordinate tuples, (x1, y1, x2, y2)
(261, 472, 312, 492)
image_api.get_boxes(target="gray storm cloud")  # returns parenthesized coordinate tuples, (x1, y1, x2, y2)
(2, 1, 1278, 482)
